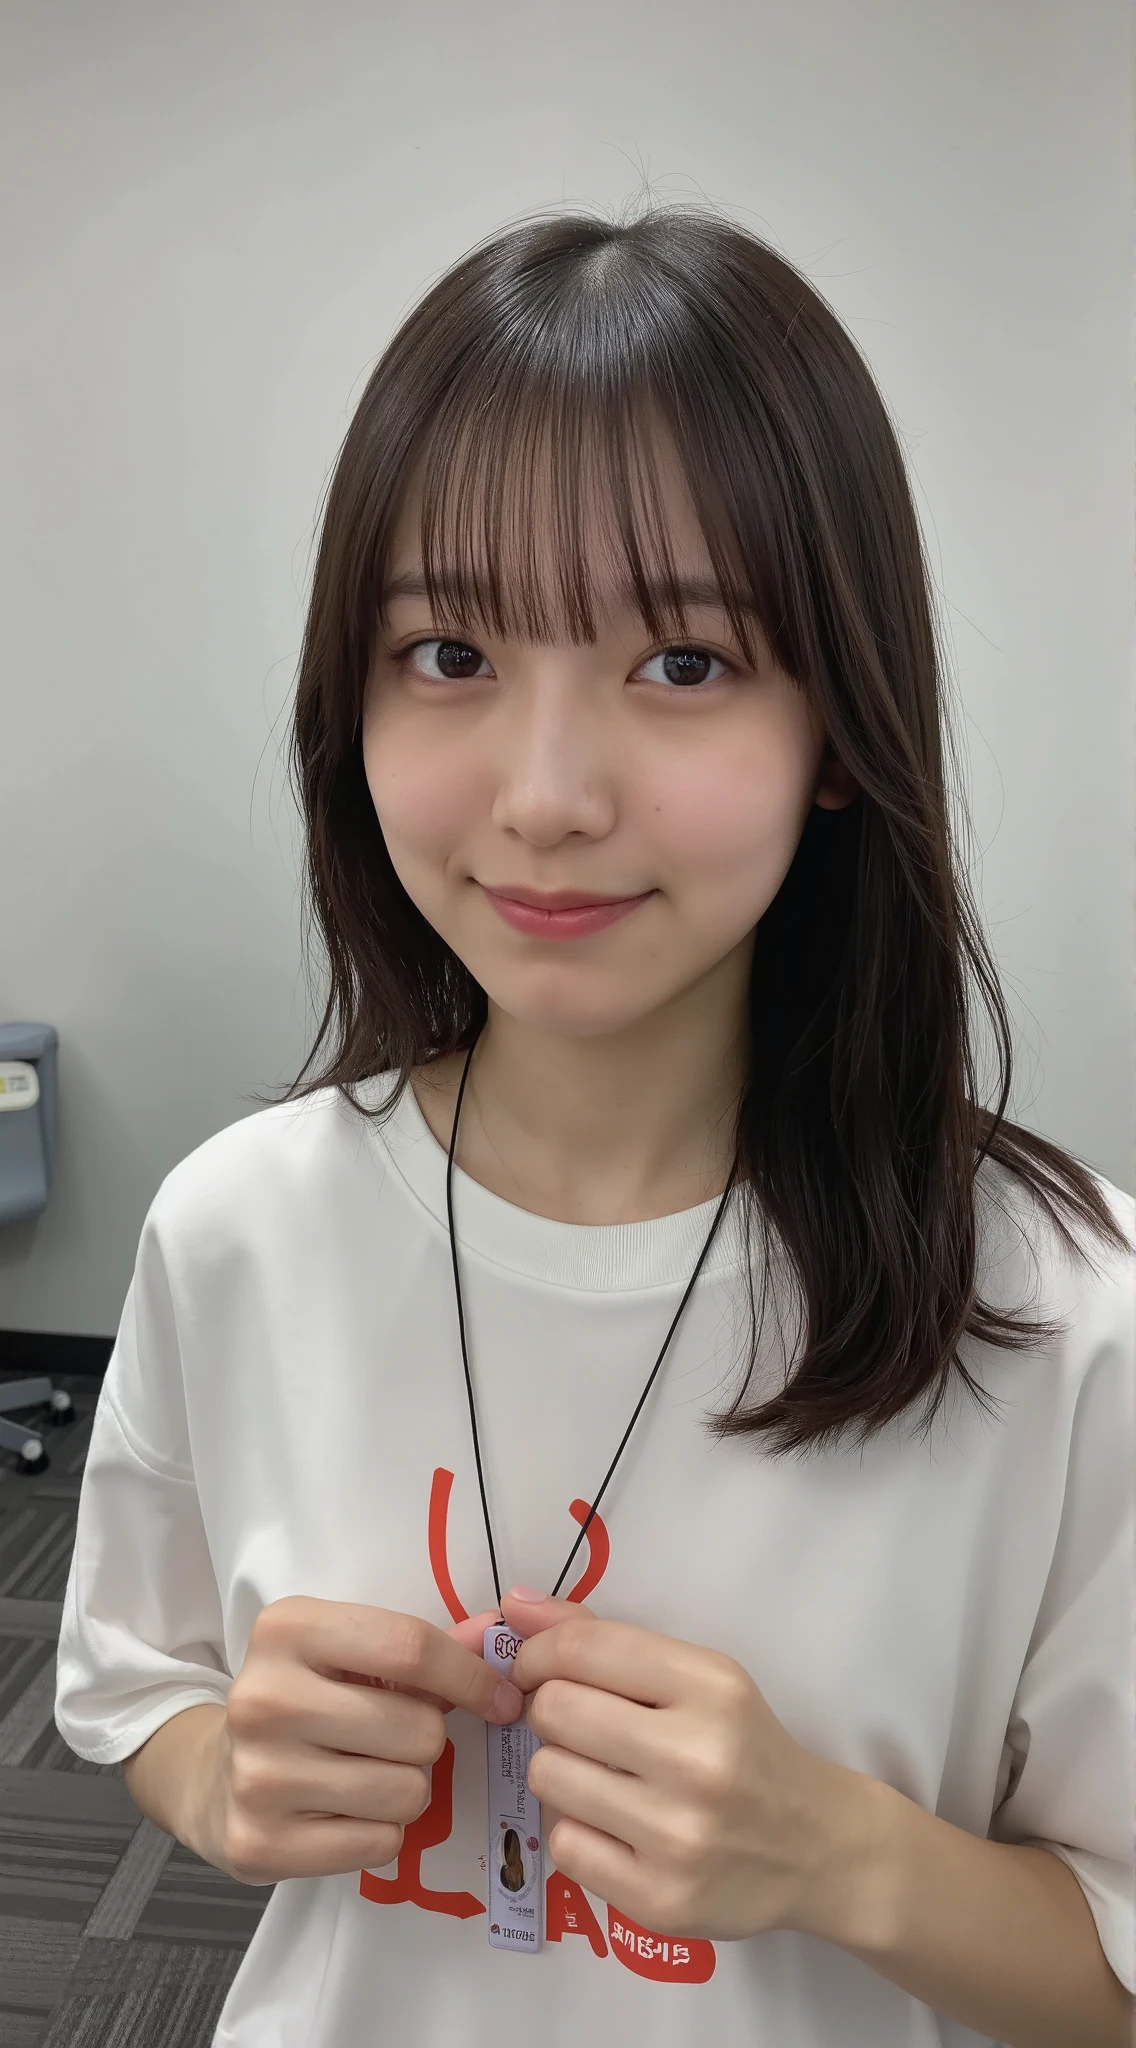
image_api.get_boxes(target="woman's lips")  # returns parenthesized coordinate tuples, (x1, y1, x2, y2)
(481, 886, 654, 940)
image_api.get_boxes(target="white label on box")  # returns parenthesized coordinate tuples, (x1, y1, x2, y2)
(484, 1622, 544, 1953)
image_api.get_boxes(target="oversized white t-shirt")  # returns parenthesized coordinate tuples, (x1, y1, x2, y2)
(55, 1070, 1134, 2047)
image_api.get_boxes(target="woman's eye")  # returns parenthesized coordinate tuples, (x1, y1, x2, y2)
(402, 637, 491, 682)
(637, 646, 731, 689)
(397, 638, 731, 689)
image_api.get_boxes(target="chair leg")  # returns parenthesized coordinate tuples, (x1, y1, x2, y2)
(0, 1376, 68, 1469)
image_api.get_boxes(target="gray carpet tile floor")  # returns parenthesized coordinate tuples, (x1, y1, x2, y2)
(0, 1370, 266, 2046)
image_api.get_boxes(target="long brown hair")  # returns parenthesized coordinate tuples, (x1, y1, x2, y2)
(254, 203, 1126, 1458)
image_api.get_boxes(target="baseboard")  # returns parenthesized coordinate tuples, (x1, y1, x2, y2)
(0, 1330, 113, 1377)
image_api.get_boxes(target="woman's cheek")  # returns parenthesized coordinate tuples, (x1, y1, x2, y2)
(368, 744, 479, 876)
(664, 754, 812, 922)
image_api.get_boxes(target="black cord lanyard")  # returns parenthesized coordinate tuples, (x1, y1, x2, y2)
(445, 1029, 740, 1606)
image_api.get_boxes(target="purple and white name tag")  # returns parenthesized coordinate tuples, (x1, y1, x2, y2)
(483, 1622, 544, 1953)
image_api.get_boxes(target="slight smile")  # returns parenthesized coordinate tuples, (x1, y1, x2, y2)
(480, 884, 656, 941)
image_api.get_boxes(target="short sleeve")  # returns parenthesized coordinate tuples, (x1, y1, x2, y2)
(987, 1214, 1135, 1993)
(54, 1196, 232, 1765)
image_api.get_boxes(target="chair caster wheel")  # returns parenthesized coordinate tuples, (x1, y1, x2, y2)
(46, 1390, 73, 1425)
(18, 1439, 49, 1473)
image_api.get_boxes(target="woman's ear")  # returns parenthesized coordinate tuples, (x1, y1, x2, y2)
(813, 740, 860, 812)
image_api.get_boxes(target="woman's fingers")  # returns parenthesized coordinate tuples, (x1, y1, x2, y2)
(526, 1675, 660, 1775)
(499, 1589, 596, 1639)
(528, 1742, 647, 1851)
(287, 1753, 434, 1828)
(510, 1613, 720, 1709)
(319, 1605, 515, 1720)
(379, 1609, 504, 1712)
(446, 1608, 503, 1652)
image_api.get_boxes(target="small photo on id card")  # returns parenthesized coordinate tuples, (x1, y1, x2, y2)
(484, 1623, 544, 1953)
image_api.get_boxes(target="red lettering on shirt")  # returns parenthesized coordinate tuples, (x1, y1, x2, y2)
(428, 1467, 469, 1623)
(427, 1468, 611, 1616)
(358, 1739, 483, 1921)
(606, 1908, 716, 1982)
(564, 1499, 610, 1604)
(544, 1872, 609, 1956)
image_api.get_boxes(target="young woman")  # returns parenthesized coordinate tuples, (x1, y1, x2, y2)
(55, 207, 1132, 2048)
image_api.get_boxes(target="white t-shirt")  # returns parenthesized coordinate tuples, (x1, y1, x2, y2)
(55, 1070, 1135, 2047)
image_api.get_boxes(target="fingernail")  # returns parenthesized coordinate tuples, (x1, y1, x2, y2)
(491, 1679, 523, 1722)
(507, 1586, 547, 1602)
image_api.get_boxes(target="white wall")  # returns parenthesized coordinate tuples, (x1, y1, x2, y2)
(2, 0, 1131, 1337)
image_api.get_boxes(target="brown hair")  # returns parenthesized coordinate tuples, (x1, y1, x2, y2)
(255, 202, 1126, 1458)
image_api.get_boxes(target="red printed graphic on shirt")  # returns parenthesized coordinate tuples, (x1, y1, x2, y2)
(545, 1873, 608, 1956)
(606, 1908, 716, 1982)
(359, 1466, 716, 1987)
(359, 1737, 482, 1920)
(426, 1468, 468, 1625)
(427, 1467, 609, 1618)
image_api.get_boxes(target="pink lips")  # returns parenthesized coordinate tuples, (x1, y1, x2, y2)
(481, 885, 653, 940)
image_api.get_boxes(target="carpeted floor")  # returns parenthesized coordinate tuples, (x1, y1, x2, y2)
(0, 1369, 266, 2046)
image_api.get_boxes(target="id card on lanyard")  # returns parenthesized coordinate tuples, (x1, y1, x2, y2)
(448, 1032, 737, 1955)
(484, 1623, 544, 1952)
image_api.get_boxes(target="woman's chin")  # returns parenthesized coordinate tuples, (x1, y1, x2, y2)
(481, 976, 671, 1042)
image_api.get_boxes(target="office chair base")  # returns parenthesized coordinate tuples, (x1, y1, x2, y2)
(0, 1380, 72, 1471)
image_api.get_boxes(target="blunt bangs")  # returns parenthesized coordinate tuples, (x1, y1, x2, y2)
(385, 249, 804, 676)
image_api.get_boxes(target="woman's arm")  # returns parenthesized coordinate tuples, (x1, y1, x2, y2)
(827, 1773, 1131, 2048)
(122, 1703, 229, 1864)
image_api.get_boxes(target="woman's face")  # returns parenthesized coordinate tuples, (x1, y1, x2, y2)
(362, 447, 856, 1044)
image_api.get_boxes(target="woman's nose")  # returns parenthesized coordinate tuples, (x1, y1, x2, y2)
(489, 688, 617, 845)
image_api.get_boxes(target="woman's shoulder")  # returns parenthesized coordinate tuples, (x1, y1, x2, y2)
(974, 1141, 1133, 1265)
(973, 1145, 1134, 1369)
(145, 1071, 402, 1247)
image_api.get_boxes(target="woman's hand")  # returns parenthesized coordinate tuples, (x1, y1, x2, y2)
(205, 1596, 520, 1885)
(504, 1588, 879, 1945)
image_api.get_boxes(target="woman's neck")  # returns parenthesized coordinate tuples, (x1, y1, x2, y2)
(411, 987, 747, 1227)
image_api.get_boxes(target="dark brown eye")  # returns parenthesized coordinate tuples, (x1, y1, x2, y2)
(638, 646, 729, 689)
(664, 649, 711, 686)
(402, 638, 490, 682)
(434, 639, 484, 680)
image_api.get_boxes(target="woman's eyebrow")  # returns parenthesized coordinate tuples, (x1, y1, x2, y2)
(380, 567, 760, 617)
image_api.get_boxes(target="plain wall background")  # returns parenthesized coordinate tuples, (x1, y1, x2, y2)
(2, 0, 1132, 1339)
